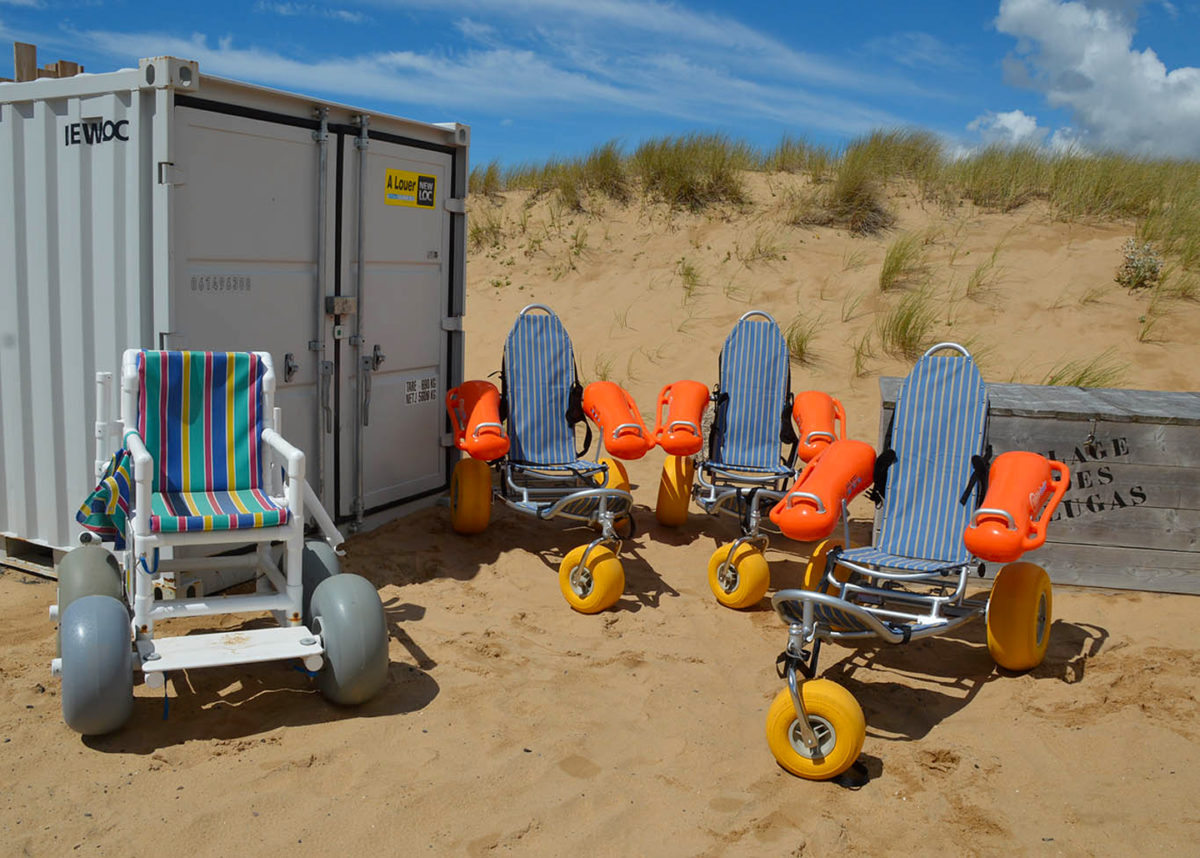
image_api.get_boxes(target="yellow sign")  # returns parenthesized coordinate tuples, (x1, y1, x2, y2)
(384, 169, 437, 209)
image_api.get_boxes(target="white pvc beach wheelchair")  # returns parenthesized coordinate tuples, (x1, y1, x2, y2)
(55, 350, 388, 735)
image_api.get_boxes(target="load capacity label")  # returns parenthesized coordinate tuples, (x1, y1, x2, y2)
(384, 169, 437, 209)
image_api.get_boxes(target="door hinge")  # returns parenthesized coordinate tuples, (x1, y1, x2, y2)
(441, 316, 464, 332)
(440, 433, 457, 448)
(157, 162, 187, 186)
(444, 197, 466, 215)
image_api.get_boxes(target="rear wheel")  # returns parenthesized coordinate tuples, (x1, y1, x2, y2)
(60, 595, 133, 736)
(301, 540, 341, 629)
(765, 680, 865, 780)
(800, 537, 851, 595)
(708, 542, 770, 609)
(559, 545, 624, 614)
(655, 455, 694, 527)
(987, 562, 1052, 671)
(450, 458, 492, 535)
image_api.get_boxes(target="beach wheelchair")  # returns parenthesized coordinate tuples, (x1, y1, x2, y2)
(446, 304, 654, 613)
(766, 343, 1069, 779)
(54, 350, 387, 735)
(653, 310, 858, 608)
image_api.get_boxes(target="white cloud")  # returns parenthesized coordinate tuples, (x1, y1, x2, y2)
(255, 2, 368, 24)
(70, 18, 912, 137)
(967, 108, 1049, 146)
(995, 0, 1200, 157)
(0, 0, 43, 8)
(864, 31, 964, 70)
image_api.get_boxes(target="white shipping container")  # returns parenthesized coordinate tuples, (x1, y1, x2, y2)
(1, 56, 469, 558)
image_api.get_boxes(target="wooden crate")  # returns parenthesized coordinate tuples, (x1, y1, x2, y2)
(878, 379, 1200, 595)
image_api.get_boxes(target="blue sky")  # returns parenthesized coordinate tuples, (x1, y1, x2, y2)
(2, 1, 1198, 163)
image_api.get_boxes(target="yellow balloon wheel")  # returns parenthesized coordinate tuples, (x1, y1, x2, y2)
(801, 537, 853, 598)
(987, 562, 1053, 671)
(559, 545, 625, 614)
(707, 542, 770, 609)
(449, 458, 492, 535)
(595, 457, 631, 492)
(765, 680, 866, 780)
(655, 455, 694, 527)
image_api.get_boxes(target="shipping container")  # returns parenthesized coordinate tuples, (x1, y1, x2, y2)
(1, 55, 469, 561)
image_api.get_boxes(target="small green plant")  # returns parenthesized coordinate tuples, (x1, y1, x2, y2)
(592, 352, 615, 382)
(1115, 238, 1162, 290)
(965, 253, 1000, 301)
(735, 228, 786, 265)
(676, 257, 702, 298)
(570, 225, 588, 256)
(468, 208, 504, 250)
(878, 287, 938, 358)
(1042, 349, 1127, 387)
(1078, 284, 1107, 306)
(840, 290, 865, 323)
(878, 232, 927, 291)
(784, 315, 820, 365)
(469, 160, 502, 198)
(853, 333, 875, 377)
(842, 248, 867, 271)
(489, 275, 510, 289)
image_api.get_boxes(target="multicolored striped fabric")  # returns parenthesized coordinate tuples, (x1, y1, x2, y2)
(842, 351, 987, 569)
(710, 316, 791, 471)
(505, 310, 579, 465)
(137, 351, 266, 493)
(135, 351, 288, 533)
(149, 488, 287, 533)
(76, 448, 134, 549)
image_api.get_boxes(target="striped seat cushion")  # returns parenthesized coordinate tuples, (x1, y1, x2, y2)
(150, 488, 289, 533)
(137, 351, 267, 494)
(710, 316, 791, 471)
(839, 547, 966, 573)
(872, 350, 988, 567)
(504, 310, 579, 465)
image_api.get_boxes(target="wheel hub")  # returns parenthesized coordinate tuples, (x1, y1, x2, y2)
(570, 566, 594, 598)
(788, 714, 837, 759)
(718, 561, 739, 594)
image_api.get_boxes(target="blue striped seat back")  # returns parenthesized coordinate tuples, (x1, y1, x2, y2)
(711, 317, 790, 470)
(505, 309, 578, 465)
(876, 351, 988, 564)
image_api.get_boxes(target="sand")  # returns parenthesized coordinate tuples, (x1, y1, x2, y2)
(2, 176, 1198, 855)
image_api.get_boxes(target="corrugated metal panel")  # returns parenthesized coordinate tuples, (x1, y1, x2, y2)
(1, 77, 159, 551)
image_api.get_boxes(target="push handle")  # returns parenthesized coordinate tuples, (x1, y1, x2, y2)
(654, 383, 672, 439)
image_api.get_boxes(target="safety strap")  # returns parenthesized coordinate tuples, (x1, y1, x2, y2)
(958, 444, 993, 507)
(780, 389, 798, 468)
(865, 412, 896, 507)
(565, 370, 592, 459)
(708, 389, 730, 461)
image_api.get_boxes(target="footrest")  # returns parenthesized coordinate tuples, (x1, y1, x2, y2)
(137, 626, 324, 673)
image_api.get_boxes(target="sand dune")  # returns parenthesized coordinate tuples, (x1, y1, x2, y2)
(3, 176, 1198, 855)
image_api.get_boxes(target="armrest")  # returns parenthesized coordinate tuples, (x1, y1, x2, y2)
(122, 430, 153, 482)
(262, 428, 306, 481)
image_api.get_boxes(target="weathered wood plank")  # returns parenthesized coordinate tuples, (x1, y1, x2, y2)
(879, 377, 1200, 424)
(1042, 505, 1199, 552)
(1010, 544, 1199, 594)
(989, 417, 1200, 469)
(14, 42, 36, 83)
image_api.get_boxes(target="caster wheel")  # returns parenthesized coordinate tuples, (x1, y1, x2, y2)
(708, 542, 769, 609)
(311, 574, 389, 705)
(765, 680, 865, 780)
(559, 545, 624, 614)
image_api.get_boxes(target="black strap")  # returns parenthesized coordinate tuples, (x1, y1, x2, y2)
(959, 444, 993, 506)
(708, 389, 729, 461)
(494, 363, 508, 423)
(865, 412, 896, 507)
(565, 377, 592, 459)
(775, 650, 815, 681)
(780, 390, 798, 468)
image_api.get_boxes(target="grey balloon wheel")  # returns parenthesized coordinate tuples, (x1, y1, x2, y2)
(60, 595, 133, 736)
(301, 540, 341, 629)
(56, 545, 123, 656)
(310, 573, 388, 706)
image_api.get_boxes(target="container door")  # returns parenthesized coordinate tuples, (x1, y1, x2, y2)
(168, 106, 335, 506)
(337, 134, 453, 519)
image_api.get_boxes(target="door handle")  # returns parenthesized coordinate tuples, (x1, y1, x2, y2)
(360, 355, 374, 426)
(320, 360, 334, 433)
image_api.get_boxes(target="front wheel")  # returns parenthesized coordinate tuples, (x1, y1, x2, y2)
(311, 574, 389, 705)
(765, 680, 865, 780)
(559, 545, 624, 614)
(450, 458, 492, 535)
(987, 562, 1052, 671)
(708, 542, 769, 609)
(60, 595, 133, 736)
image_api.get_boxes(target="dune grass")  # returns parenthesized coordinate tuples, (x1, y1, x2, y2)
(631, 134, 753, 210)
(784, 315, 820, 365)
(1042, 349, 1127, 387)
(878, 287, 939, 359)
(879, 232, 927, 291)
